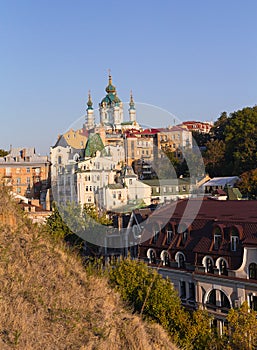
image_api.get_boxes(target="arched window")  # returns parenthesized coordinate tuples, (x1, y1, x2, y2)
(249, 263, 257, 280)
(230, 227, 239, 251)
(219, 258, 228, 276)
(213, 226, 222, 251)
(175, 252, 186, 268)
(161, 250, 170, 266)
(203, 256, 214, 273)
(206, 258, 214, 273)
(207, 289, 231, 312)
(147, 249, 156, 264)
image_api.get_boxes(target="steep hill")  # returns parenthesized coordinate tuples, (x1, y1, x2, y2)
(0, 189, 177, 350)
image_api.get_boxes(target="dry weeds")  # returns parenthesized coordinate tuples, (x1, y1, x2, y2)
(0, 190, 178, 350)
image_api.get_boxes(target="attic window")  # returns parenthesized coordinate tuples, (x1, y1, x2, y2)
(213, 227, 222, 251)
(230, 227, 239, 252)
(166, 223, 173, 244)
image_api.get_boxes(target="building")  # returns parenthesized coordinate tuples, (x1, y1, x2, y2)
(138, 199, 257, 333)
(142, 178, 197, 203)
(50, 129, 87, 206)
(182, 121, 213, 133)
(0, 147, 50, 208)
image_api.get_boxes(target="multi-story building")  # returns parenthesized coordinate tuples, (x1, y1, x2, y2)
(50, 128, 87, 205)
(137, 199, 257, 333)
(181, 121, 213, 133)
(0, 147, 50, 207)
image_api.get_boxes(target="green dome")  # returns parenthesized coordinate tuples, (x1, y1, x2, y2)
(105, 83, 116, 93)
(101, 92, 120, 106)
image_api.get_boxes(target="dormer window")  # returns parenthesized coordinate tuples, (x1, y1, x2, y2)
(152, 223, 160, 244)
(213, 227, 222, 251)
(203, 256, 214, 273)
(166, 223, 173, 245)
(175, 252, 186, 268)
(161, 250, 170, 266)
(147, 249, 156, 264)
(206, 258, 214, 273)
(230, 227, 239, 251)
(179, 224, 189, 246)
(218, 258, 228, 276)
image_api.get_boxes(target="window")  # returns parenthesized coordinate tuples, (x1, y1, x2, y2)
(188, 282, 195, 300)
(161, 251, 170, 266)
(129, 179, 132, 185)
(249, 294, 257, 311)
(230, 227, 239, 251)
(206, 258, 214, 273)
(17, 187, 21, 193)
(147, 249, 156, 264)
(152, 224, 160, 244)
(219, 259, 228, 275)
(213, 227, 222, 250)
(176, 252, 185, 268)
(16, 177, 21, 184)
(156, 187, 160, 193)
(16, 168, 20, 174)
(113, 192, 116, 199)
(26, 177, 30, 184)
(180, 281, 186, 299)
(166, 224, 173, 244)
(179, 224, 188, 246)
(58, 156, 62, 165)
(207, 290, 230, 310)
(249, 263, 257, 280)
(26, 167, 30, 173)
(5, 168, 11, 176)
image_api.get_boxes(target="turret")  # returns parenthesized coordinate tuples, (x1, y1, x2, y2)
(129, 90, 136, 122)
(85, 90, 95, 130)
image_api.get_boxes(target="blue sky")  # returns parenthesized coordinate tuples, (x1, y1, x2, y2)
(1, 0, 257, 154)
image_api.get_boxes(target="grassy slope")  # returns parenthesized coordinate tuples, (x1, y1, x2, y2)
(0, 190, 177, 350)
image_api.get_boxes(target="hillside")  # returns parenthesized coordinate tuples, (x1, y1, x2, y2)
(0, 189, 177, 350)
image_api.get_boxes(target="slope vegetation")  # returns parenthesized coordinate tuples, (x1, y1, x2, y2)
(0, 189, 177, 350)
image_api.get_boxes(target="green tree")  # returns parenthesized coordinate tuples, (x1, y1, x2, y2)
(203, 139, 226, 176)
(227, 301, 257, 350)
(0, 149, 8, 157)
(237, 168, 257, 199)
(192, 131, 210, 147)
(210, 112, 229, 141)
(46, 202, 73, 239)
(224, 106, 257, 174)
(108, 258, 215, 349)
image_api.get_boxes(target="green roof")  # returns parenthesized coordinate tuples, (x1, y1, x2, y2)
(84, 133, 105, 157)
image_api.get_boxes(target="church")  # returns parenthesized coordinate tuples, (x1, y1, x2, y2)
(84, 72, 139, 132)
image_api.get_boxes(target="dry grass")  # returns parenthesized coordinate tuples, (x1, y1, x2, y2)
(0, 190, 178, 350)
